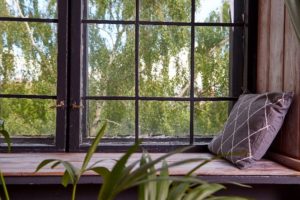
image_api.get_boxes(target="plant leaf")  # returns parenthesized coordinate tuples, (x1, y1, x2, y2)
(138, 154, 148, 200)
(35, 159, 57, 172)
(60, 161, 78, 184)
(0, 130, 11, 152)
(86, 159, 115, 171)
(139, 153, 156, 200)
(81, 123, 107, 171)
(98, 141, 140, 200)
(89, 167, 110, 181)
(183, 183, 225, 200)
(0, 170, 10, 200)
(51, 161, 61, 169)
(61, 170, 70, 187)
(122, 146, 193, 191)
(206, 196, 250, 200)
(156, 160, 170, 200)
(167, 182, 190, 200)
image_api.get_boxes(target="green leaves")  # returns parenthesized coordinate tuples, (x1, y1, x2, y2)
(35, 159, 79, 186)
(0, 170, 10, 200)
(0, 129, 11, 152)
(0, 121, 11, 152)
(81, 123, 107, 171)
(36, 123, 108, 200)
(34, 122, 249, 200)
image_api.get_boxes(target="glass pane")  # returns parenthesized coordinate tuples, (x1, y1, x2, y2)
(140, 0, 191, 22)
(0, 22, 57, 95)
(87, 0, 135, 20)
(194, 101, 228, 136)
(139, 26, 190, 97)
(140, 101, 190, 139)
(0, 98, 56, 136)
(86, 100, 135, 138)
(194, 27, 230, 97)
(0, 0, 57, 18)
(195, 0, 233, 23)
(87, 24, 135, 96)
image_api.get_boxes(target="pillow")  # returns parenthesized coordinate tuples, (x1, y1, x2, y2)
(208, 92, 294, 168)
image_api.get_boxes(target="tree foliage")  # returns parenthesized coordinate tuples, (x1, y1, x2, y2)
(0, 0, 232, 138)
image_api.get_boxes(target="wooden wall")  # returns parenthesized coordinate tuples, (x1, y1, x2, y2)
(257, 0, 300, 169)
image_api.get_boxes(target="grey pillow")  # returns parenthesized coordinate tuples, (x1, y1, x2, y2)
(208, 92, 294, 168)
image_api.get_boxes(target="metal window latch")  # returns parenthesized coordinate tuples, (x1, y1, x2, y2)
(71, 102, 84, 109)
(50, 100, 65, 109)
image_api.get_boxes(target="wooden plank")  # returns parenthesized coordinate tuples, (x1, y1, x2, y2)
(0, 153, 300, 177)
(256, 0, 271, 93)
(271, 5, 300, 166)
(279, 9, 300, 159)
(268, 0, 285, 92)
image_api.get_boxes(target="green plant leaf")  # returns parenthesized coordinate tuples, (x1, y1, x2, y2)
(0, 130, 11, 152)
(51, 161, 62, 169)
(81, 123, 107, 171)
(97, 141, 140, 200)
(89, 167, 110, 181)
(0, 170, 10, 200)
(35, 159, 78, 185)
(206, 196, 250, 200)
(59, 161, 78, 184)
(156, 160, 170, 200)
(183, 183, 225, 200)
(61, 170, 71, 187)
(35, 159, 57, 172)
(86, 159, 116, 171)
(167, 182, 190, 200)
(121, 146, 193, 191)
(138, 154, 149, 200)
(185, 158, 216, 177)
(140, 153, 156, 200)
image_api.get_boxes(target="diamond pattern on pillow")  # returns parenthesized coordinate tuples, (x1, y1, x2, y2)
(208, 92, 294, 169)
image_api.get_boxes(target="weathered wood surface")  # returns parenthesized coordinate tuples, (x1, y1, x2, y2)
(269, 0, 285, 92)
(257, 0, 300, 168)
(0, 153, 299, 177)
(257, 0, 270, 92)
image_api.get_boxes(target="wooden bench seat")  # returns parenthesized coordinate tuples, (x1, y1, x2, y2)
(1, 153, 300, 185)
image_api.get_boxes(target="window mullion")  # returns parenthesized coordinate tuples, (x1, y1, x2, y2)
(68, 0, 83, 151)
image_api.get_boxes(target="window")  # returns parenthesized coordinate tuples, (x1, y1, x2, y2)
(0, 0, 255, 152)
(0, 0, 67, 151)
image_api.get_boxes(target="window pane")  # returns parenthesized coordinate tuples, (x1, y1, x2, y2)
(0, 0, 57, 18)
(139, 25, 190, 97)
(0, 22, 57, 95)
(140, 101, 190, 140)
(194, 27, 230, 97)
(87, 24, 135, 96)
(140, 0, 191, 22)
(0, 98, 56, 136)
(87, 0, 135, 20)
(194, 101, 228, 136)
(86, 100, 135, 138)
(195, 0, 233, 23)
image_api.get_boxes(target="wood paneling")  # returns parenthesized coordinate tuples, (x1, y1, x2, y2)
(269, 0, 285, 92)
(257, 0, 300, 169)
(257, 0, 270, 92)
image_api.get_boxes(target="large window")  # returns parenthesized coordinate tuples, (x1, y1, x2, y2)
(0, 0, 254, 152)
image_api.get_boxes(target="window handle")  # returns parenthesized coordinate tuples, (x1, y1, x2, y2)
(71, 102, 84, 109)
(49, 101, 65, 109)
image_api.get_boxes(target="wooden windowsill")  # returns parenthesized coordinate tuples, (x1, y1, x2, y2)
(1, 153, 300, 185)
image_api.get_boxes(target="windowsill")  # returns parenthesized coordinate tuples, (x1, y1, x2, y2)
(1, 153, 300, 185)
